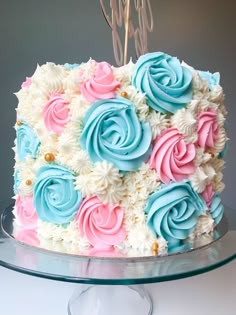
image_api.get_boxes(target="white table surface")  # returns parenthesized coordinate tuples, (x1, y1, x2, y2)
(0, 260, 235, 315)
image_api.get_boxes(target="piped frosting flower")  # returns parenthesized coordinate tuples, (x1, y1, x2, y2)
(201, 184, 214, 208)
(148, 128, 196, 184)
(197, 110, 219, 150)
(43, 93, 70, 135)
(144, 181, 206, 243)
(14, 195, 38, 229)
(80, 98, 152, 171)
(132, 52, 193, 113)
(75, 196, 126, 249)
(21, 77, 32, 88)
(33, 164, 82, 224)
(210, 193, 224, 225)
(16, 123, 40, 161)
(80, 61, 120, 102)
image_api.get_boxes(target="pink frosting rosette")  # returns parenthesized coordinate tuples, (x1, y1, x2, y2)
(81, 62, 120, 102)
(201, 184, 214, 208)
(197, 110, 219, 149)
(14, 228, 40, 247)
(21, 77, 32, 88)
(43, 93, 70, 135)
(75, 196, 126, 249)
(15, 195, 38, 229)
(149, 128, 196, 184)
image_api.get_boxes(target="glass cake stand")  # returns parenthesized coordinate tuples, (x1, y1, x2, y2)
(0, 200, 235, 315)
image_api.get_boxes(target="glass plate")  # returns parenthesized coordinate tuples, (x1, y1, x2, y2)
(0, 200, 235, 285)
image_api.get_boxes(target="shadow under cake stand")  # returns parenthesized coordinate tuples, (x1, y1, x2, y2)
(0, 201, 235, 315)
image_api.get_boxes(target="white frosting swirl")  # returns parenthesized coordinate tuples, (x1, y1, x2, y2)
(112, 60, 134, 86)
(31, 63, 67, 97)
(189, 166, 208, 193)
(171, 107, 197, 142)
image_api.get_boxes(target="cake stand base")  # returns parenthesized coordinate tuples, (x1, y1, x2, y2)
(68, 284, 153, 315)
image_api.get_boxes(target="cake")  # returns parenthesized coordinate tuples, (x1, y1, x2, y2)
(12, 51, 227, 257)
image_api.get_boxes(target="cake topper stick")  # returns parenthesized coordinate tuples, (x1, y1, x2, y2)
(124, 0, 131, 65)
(100, 0, 154, 66)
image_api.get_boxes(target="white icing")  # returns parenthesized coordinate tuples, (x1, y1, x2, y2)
(31, 63, 67, 97)
(189, 166, 208, 193)
(112, 60, 134, 86)
(147, 110, 170, 139)
(189, 215, 214, 239)
(171, 108, 197, 142)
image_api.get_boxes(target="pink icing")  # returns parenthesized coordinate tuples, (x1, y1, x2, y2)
(81, 62, 120, 102)
(21, 77, 32, 88)
(148, 128, 196, 184)
(75, 196, 126, 249)
(197, 110, 219, 149)
(201, 184, 214, 208)
(43, 93, 70, 135)
(14, 228, 40, 247)
(15, 195, 38, 229)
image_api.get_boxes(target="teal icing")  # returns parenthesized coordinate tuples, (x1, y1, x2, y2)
(13, 169, 20, 194)
(80, 98, 152, 171)
(132, 52, 193, 113)
(210, 193, 224, 225)
(144, 181, 206, 244)
(218, 138, 229, 159)
(16, 123, 40, 161)
(33, 164, 82, 225)
(64, 63, 80, 70)
(197, 70, 220, 91)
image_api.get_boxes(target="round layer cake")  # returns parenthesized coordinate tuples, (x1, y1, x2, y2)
(13, 52, 227, 257)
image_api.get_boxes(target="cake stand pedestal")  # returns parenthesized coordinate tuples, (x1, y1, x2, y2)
(0, 201, 235, 315)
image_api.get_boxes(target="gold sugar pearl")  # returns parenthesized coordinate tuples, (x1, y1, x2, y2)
(16, 121, 23, 126)
(152, 250, 158, 256)
(209, 152, 215, 158)
(25, 179, 32, 186)
(120, 91, 128, 98)
(44, 153, 55, 162)
(152, 242, 159, 252)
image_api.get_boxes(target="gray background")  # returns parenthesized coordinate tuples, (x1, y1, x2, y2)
(0, 0, 236, 210)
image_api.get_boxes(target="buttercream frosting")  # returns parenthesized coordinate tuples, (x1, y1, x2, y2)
(132, 52, 193, 113)
(80, 97, 152, 171)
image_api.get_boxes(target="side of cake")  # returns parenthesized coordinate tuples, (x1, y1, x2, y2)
(13, 52, 227, 256)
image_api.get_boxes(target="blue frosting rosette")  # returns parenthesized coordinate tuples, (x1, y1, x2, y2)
(13, 169, 20, 194)
(144, 181, 207, 243)
(33, 164, 82, 224)
(80, 98, 152, 171)
(132, 52, 193, 113)
(197, 70, 220, 91)
(16, 123, 40, 161)
(210, 193, 224, 225)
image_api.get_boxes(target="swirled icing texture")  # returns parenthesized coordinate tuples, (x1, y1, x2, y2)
(197, 110, 219, 149)
(149, 128, 196, 184)
(14, 170, 20, 194)
(132, 52, 193, 113)
(15, 195, 38, 229)
(33, 164, 82, 224)
(80, 98, 152, 171)
(14, 228, 40, 247)
(144, 181, 206, 243)
(16, 123, 40, 161)
(81, 62, 120, 102)
(43, 93, 70, 135)
(75, 196, 126, 249)
(197, 70, 220, 91)
(210, 193, 224, 224)
(201, 184, 214, 208)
